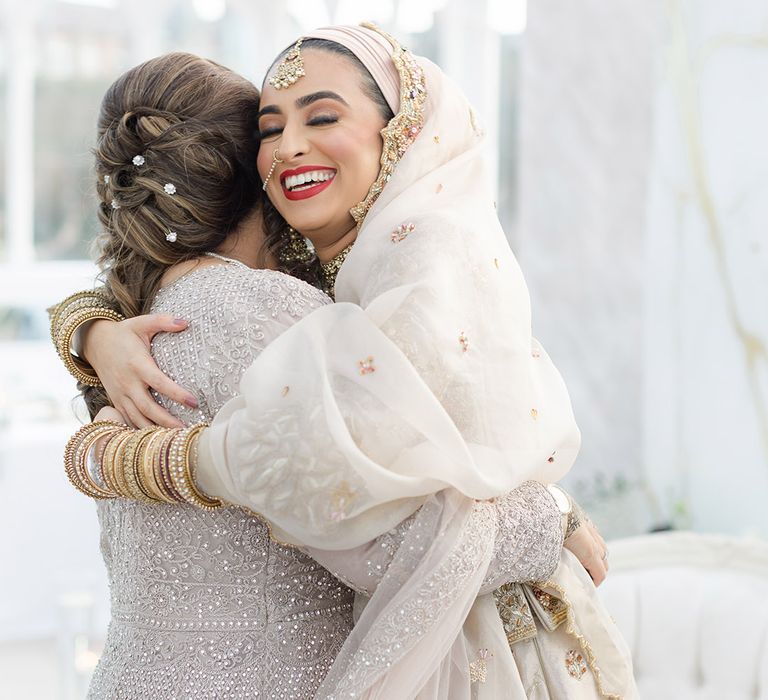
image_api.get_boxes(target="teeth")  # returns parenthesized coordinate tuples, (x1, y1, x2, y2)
(285, 170, 335, 190)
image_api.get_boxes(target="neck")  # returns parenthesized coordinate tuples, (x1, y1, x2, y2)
(215, 209, 277, 269)
(312, 225, 358, 263)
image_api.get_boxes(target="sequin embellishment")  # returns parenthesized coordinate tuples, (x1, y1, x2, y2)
(358, 356, 376, 375)
(565, 649, 588, 680)
(469, 648, 491, 683)
(391, 222, 415, 243)
(494, 583, 537, 645)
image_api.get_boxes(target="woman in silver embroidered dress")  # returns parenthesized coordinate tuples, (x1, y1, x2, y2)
(54, 44, 607, 699)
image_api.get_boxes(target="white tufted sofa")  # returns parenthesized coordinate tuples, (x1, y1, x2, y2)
(599, 532, 768, 700)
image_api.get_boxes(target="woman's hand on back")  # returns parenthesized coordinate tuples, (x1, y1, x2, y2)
(83, 315, 197, 428)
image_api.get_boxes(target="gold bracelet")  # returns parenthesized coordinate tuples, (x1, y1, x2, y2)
(50, 290, 116, 361)
(168, 424, 221, 510)
(56, 306, 124, 387)
(101, 429, 131, 495)
(69, 422, 125, 499)
(110, 430, 135, 498)
(155, 429, 182, 503)
(64, 421, 125, 499)
(140, 429, 176, 503)
(49, 290, 111, 339)
(121, 428, 157, 502)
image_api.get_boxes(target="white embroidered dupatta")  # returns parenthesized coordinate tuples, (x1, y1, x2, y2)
(200, 25, 635, 699)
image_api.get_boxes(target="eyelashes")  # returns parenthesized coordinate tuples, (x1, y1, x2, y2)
(259, 114, 339, 140)
(307, 114, 338, 126)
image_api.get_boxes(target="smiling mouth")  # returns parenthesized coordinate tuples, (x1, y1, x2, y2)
(280, 168, 337, 201)
(283, 169, 336, 192)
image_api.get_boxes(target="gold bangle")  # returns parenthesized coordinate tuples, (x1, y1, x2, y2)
(168, 424, 221, 510)
(49, 290, 111, 339)
(70, 422, 124, 499)
(56, 306, 124, 387)
(50, 290, 117, 360)
(121, 428, 157, 502)
(110, 430, 135, 498)
(101, 429, 131, 495)
(140, 429, 175, 502)
(156, 429, 183, 503)
(64, 421, 125, 499)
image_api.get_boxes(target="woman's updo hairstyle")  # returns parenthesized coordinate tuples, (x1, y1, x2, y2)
(94, 52, 262, 318)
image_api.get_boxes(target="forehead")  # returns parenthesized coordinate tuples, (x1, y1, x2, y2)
(261, 48, 367, 105)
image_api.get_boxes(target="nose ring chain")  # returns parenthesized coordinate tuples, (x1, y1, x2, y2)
(262, 148, 283, 191)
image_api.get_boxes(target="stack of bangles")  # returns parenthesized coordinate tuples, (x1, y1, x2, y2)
(49, 290, 124, 387)
(64, 420, 222, 511)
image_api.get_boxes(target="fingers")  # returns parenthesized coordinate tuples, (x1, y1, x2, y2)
(115, 398, 147, 429)
(587, 521, 609, 573)
(128, 389, 185, 429)
(132, 314, 188, 341)
(94, 406, 127, 424)
(588, 556, 607, 586)
(564, 521, 609, 586)
(144, 366, 198, 410)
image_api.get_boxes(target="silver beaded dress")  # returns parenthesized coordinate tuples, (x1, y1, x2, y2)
(86, 259, 564, 699)
(88, 262, 353, 699)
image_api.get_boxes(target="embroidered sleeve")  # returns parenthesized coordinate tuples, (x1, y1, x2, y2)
(305, 480, 562, 596)
(479, 480, 564, 593)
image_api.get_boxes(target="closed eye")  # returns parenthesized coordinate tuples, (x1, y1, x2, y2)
(259, 126, 283, 139)
(308, 115, 338, 127)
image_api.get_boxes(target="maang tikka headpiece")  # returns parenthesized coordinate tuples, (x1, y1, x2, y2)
(268, 38, 306, 89)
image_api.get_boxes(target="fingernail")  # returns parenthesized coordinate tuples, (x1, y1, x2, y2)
(173, 318, 188, 326)
(185, 396, 199, 409)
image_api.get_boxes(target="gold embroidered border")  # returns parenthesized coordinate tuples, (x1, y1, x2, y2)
(348, 22, 427, 227)
(541, 578, 625, 700)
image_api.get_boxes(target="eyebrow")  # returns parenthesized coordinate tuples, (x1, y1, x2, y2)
(257, 90, 349, 119)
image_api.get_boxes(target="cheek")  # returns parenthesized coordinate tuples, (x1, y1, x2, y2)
(323, 127, 383, 174)
(256, 148, 272, 180)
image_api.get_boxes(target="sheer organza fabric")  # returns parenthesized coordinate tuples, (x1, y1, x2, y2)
(200, 25, 635, 699)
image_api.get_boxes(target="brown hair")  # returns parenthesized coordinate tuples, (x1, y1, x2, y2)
(95, 52, 262, 317)
(84, 53, 262, 415)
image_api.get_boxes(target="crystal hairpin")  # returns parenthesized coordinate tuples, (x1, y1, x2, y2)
(132, 154, 146, 166)
(163, 183, 176, 195)
(268, 38, 305, 89)
(165, 230, 177, 243)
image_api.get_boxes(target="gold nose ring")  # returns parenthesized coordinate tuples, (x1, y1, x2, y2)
(262, 149, 283, 191)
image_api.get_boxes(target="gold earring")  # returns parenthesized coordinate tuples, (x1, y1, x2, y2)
(262, 148, 283, 191)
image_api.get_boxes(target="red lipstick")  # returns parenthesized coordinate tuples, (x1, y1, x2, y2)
(280, 165, 336, 201)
